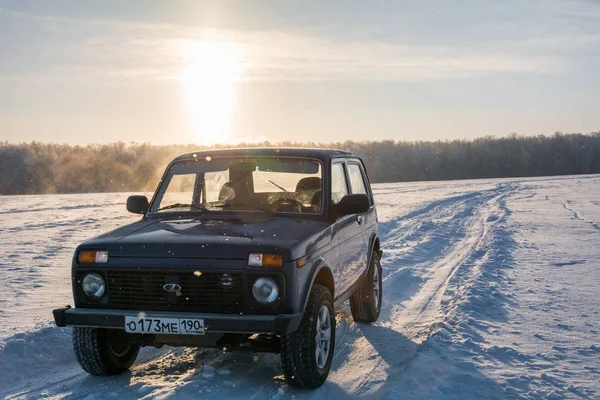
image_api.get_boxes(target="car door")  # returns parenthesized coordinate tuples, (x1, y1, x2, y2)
(330, 162, 352, 296)
(332, 161, 366, 296)
(344, 161, 373, 284)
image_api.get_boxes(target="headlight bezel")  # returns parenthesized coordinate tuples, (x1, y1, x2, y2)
(81, 272, 106, 298)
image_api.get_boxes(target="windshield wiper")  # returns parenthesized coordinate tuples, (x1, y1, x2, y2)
(157, 203, 208, 212)
(268, 180, 288, 192)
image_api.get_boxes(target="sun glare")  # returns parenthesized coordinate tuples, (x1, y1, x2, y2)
(180, 41, 242, 145)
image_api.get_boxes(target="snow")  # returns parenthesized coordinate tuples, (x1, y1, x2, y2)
(1, 175, 600, 399)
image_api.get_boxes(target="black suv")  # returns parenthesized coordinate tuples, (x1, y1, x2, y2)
(53, 148, 382, 388)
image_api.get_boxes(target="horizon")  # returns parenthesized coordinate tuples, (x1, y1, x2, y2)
(1, 0, 600, 145)
(2, 130, 599, 147)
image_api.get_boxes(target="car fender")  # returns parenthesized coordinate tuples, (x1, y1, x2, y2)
(299, 256, 335, 314)
(363, 232, 381, 279)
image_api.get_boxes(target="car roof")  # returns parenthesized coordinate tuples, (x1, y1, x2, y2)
(172, 147, 357, 162)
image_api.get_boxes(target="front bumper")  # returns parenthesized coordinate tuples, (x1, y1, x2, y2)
(53, 306, 302, 335)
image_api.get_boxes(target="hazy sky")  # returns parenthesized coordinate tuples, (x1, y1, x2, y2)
(1, 0, 599, 145)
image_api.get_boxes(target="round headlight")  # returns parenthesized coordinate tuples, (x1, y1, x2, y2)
(252, 277, 279, 304)
(82, 273, 105, 298)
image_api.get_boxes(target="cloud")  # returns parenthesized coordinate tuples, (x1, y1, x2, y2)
(533, 0, 600, 19)
(1, 3, 599, 84)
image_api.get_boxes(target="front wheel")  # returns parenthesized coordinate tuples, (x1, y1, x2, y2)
(350, 252, 382, 323)
(72, 327, 140, 375)
(280, 284, 335, 389)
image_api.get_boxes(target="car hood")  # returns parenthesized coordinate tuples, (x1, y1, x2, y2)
(78, 216, 332, 261)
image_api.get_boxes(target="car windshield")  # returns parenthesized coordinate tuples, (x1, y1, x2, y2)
(151, 156, 323, 214)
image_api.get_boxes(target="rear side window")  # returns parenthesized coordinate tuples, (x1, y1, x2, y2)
(331, 163, 348, 204)
(347, 164, 367, 195)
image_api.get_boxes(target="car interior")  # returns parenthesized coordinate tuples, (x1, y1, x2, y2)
(217, 175, 322, 213)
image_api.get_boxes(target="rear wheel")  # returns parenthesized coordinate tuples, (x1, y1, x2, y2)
(280, 284, 335, 389)
(350, 252, 382, 323)
(73, 327, 140, 376)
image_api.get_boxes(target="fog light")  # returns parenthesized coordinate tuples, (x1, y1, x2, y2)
(252, 277, 279, 304)
(82, 273, 105, 298)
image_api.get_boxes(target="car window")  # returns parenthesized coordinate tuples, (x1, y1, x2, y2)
(347, 164, 368, 195)
(203, 170, 229, 202)
(159, 173, 196, 208)
(331, 163, 348, 204)
(154, 157, 322, 214)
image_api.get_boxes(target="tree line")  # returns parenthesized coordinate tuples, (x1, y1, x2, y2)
(1, 132, 599, 195)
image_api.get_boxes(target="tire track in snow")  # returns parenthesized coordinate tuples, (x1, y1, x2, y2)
(379, 185, 514, 338)
(563, 200, 600, 231)
(286, 183, 519, 398)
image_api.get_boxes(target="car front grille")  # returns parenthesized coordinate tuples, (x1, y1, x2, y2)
(104, 270, 246, 314)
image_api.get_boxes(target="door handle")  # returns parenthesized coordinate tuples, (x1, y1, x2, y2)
(356, 215, 363, 224)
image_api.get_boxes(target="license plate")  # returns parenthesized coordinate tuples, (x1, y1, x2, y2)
(124, 316, 205, 335)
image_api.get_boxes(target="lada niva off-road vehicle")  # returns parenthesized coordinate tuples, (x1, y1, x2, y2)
(53, 148, 382, 388)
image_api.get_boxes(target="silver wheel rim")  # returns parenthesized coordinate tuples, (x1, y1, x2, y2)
(372, 266, 380, 310)
(315, 305, 332, 369)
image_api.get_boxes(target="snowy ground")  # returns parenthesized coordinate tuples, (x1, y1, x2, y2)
(1, 175, 599, 399)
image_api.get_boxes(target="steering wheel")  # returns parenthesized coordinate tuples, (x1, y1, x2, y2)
(271, 198, 304, 212)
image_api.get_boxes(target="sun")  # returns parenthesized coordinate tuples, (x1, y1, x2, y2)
(179, 41, 242, 145)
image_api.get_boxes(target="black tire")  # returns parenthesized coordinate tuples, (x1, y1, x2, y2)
(350, 252, 382, 323)
(280, 284, 335, 389)
(72, 327, 140, 376)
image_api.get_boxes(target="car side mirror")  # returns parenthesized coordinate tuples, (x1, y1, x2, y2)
(336, 194, 370, 217)
(127, 195, 149, 214)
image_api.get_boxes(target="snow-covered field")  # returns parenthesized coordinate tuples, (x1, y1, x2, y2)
(1, 175, 599, 399)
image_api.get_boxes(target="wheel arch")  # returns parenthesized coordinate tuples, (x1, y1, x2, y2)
(313, 266, 335, 300)
(300, 259, 335, 313)
(366, 233, 381, 277)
